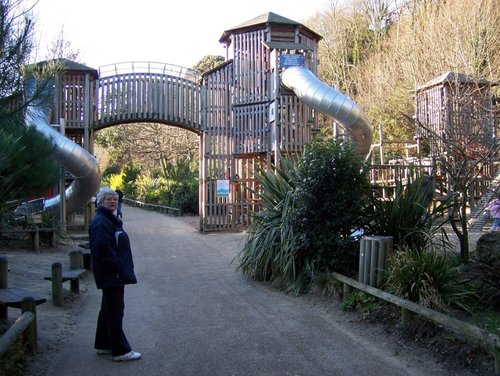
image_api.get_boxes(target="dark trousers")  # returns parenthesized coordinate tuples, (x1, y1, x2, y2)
(94, 286, 131, 356)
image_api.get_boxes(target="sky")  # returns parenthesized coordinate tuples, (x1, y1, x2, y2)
(30, 0, 331, 70)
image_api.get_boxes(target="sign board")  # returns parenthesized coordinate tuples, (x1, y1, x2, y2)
(279, 54, 305, 68)
(216, 179, 230, 197)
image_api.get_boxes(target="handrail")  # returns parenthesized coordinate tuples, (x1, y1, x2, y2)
(98, 61, 200, 82)
(0, 311, 36, 357)
(123, 198, 180, 216)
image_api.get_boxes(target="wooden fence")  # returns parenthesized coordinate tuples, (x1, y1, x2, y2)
(333, 272, 500, 374)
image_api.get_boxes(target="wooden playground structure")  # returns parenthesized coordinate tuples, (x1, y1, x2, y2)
(29, 13, 499, 231)
(368, 71, 499, 216)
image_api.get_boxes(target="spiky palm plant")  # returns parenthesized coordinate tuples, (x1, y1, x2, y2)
(235, 153, 298, 282)
(367, 177, 454, 251)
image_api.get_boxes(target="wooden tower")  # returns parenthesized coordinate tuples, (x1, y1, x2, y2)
(415, 71, 497, 157)
(201, 12, 322, 230)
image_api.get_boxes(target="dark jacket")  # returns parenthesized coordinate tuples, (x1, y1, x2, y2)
(89, 206, 137, 289)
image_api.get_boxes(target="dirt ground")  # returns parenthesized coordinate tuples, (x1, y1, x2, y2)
(0, 216, 496, 376)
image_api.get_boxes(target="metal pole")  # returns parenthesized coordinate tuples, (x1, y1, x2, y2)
(59, 118, 66, 234)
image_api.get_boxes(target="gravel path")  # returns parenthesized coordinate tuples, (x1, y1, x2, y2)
(1, 205, 492, 376)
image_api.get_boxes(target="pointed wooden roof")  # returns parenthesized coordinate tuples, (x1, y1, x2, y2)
(416, 71, 496, 91)
(33, 58, 98, 78)
(219, 12, 321, 44)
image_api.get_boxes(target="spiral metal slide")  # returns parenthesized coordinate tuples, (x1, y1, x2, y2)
(281, 66, 372, 156)
(25, 102, 101, 216)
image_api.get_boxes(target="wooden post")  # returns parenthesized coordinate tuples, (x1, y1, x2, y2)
(69, 250, 82, 270)
(32, 225, 40, 253)
(401, 307, 415, 326)
(21, 297, 36, 353)
(369, 240, 379, 287)
(69, 251, 82, 293)
(0, 257, 8, 320)
(342, 283, 352, 303)
(0, 257, 7, 289)
(49, 230, 56, 247)
(494, 338, 500, 375)
(376, 238, 392, 287)
(51, 262, 63, 307)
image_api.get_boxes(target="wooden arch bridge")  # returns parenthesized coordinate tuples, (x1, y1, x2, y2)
(91, 62, 202, 133)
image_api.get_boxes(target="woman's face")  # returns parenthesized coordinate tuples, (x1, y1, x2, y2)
(101, 194, 118, 212)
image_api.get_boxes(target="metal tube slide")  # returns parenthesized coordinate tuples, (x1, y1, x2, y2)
(25, 96, 101, 215)
(281, 66, 372, 155)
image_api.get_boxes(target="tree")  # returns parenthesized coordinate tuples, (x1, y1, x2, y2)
(0, 123, 60, 200)
(306, 0, 500, 147)
(95, 123, 198, 178)
(0, 0, 60, 224)
(0, 0, 35, 99)
(286, 139, 370, 280)
(192, 55, 225, 75)
(45, 26, 81, 61)
(237, 140, 370, 292)
(416, 80, 500, 262)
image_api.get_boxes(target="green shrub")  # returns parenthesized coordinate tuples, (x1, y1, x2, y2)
(237, 140, 370, 293)
(366, 177, 454, 251)
(135, 175, 164, 204)
(171, 182, 198, 214)
(122, 162, 140, 198)
(285, 139, 370, 280)
(384, 246, 477, 313)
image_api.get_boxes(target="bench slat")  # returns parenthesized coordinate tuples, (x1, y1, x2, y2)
(44, 269, 86, 282)
(0, 287, 47, 308)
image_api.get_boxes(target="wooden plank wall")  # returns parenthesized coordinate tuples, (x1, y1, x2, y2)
(61, 74, 85, 128)
(415, 84, 444, 155)
(93, 73, 201, 132)
(279, 95, 316, 153)
(233, 30, 268, 105)
(201, 62, 235, 230)
(416, 82, 496, 156)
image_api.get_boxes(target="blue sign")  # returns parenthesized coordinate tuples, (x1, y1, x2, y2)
(280, 54, 305, 68)
(216, 179, 230, 197)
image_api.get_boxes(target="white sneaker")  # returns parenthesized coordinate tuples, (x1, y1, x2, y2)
(112, 350, 142, 362)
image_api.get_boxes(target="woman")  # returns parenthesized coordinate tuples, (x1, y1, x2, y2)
(89, 186, 141, 362)
(487, 195, 500, 232)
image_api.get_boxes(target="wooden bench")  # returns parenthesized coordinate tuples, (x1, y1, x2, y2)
(76, 243, 92, 270)
(78, 249, 91, 270)
(0, 227, 56, 252)
(0, 257, 46, 320)
(44, 259, 86, 307)
(0, 287, 47, 320)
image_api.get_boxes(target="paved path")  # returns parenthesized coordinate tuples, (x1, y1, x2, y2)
(42, 205, 454, 376)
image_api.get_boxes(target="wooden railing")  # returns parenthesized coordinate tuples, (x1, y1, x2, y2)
(93, 69, 202, 132)
(123, 198, 180, 216)
(332, 272, 500, 374)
